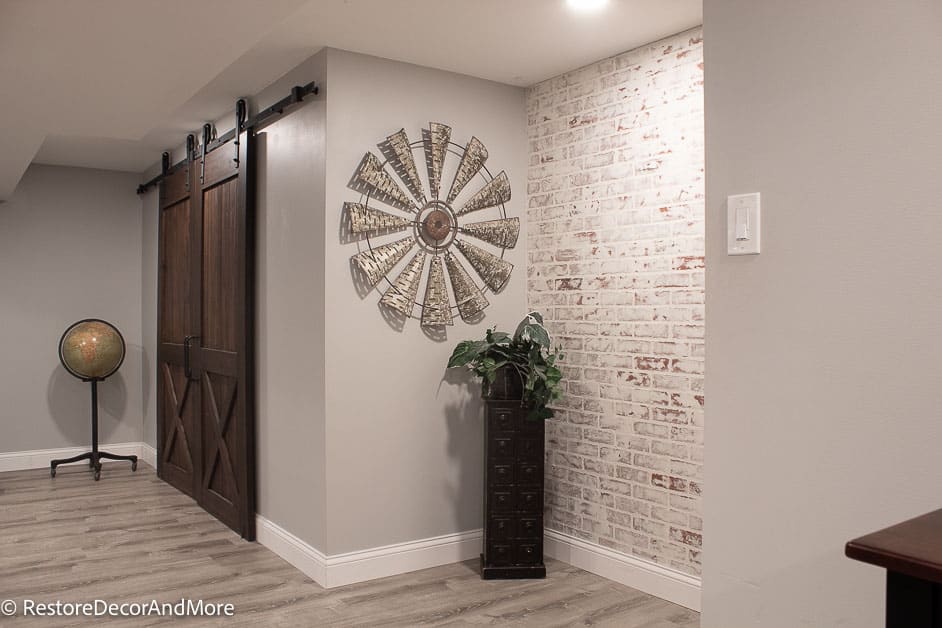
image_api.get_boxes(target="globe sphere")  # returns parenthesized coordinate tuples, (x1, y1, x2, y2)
(58, 319, 125, 381)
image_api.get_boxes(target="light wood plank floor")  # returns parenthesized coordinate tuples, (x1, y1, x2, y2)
(0, 464, 699, 627)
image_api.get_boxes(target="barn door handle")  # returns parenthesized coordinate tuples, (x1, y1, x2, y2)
(183, 335, 201, 380)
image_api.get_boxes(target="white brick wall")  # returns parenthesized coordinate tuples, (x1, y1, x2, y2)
(527, 28, 704, 576)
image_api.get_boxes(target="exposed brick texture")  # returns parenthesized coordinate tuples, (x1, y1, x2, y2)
(527, 28, 704, 576)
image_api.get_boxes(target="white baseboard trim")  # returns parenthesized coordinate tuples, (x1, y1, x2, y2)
(0, 442, 147, 473)
(255, 515, 328, 586)
(140, 443, 157, 468)
(325, 527, 483, 588)
(255, 514, 482, 589)
(544, 529, 701, 611)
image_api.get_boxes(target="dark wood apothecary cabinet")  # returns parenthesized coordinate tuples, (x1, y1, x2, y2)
(481, 399, 546, 579)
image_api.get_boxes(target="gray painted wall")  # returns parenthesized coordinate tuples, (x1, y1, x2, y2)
(322, 48, 527, 554)
(253, 50, 328, 550)
(703, 2, 942, 626)
(0, 164, 144, 452)
(141, 187, 157, 447)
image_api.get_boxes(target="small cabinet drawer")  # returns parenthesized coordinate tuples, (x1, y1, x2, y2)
(516, 543, 542, 565)
(490, 490, 513, 512)
(518, 517, 542, 539)
(488, 517, 516, 540)
(518, 489, 542, 513)
(490, 464, 514, 485)
(487, 542, 513, 565)
(516, 437, 541, 459)
(489, 410, 515, 432)
(516, 462, 541, 485)
(489, 436, 514, 459)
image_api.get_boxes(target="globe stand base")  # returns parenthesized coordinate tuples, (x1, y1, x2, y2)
(49, 380, 138, 481)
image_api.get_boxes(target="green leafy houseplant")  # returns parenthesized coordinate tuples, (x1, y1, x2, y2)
(447, 312, 564, 420)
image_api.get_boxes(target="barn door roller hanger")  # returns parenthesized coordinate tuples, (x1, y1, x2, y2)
(137, 81, 319, 194)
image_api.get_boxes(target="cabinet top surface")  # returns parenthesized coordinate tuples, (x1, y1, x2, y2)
(846, 508, 942, 583)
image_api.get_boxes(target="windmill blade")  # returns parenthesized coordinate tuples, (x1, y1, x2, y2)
(422, 122, 451, 200)
(455, 171, 511, 216)
(454, 239, 514, 293)
(380, 250, 426, 316)
(446, 136, 488, 205)
(444, 252, 489, 321)
(345, 202, 412, 236)
(351, 237, 415, 287)
(348, 152, 419, 213)
(379, 129, 427, 205)
(459, 217, 520, 249)
(420, 255, 453, 327)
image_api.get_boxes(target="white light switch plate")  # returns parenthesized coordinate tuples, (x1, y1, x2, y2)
(727, 192, 761, 255)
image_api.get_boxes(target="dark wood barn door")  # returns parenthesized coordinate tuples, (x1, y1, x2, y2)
(157, 132, 256, 539)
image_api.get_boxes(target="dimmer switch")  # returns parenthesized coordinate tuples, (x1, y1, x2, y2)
(727, 193, 760, 255)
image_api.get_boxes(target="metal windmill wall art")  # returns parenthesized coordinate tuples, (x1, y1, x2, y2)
(344, 122, 518, 329)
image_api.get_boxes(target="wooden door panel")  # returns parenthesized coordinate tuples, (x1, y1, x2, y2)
(201, 144, 238, 189)
(157, 167, 200, 500)
(161, 163, 190, 208)
(197, 173, 246, 534)
(159, 199, 191, 344)
(200, 372, 240, 529)
(201, 179, 239, 353)
(159, 362, 198, 496)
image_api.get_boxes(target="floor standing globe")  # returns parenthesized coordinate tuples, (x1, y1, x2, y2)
(51, 318, 136, 480)
(58, 319, 125, 381)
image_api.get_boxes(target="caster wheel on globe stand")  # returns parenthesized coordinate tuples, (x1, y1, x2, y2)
(94, 466, 101, 481)
(50, 466, 56, 478)
(131, 460, 138, 472)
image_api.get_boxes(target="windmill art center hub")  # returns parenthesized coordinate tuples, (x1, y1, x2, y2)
(419, 202, 455, 247)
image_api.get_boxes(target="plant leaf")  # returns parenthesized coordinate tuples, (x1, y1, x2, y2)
(513, 317, 529, 341)
(525, 324, 550, 349)
(447, 341, 474, 367)
(489, 331, 511, 344)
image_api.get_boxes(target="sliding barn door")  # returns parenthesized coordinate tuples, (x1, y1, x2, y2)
(157, 132, 256, 539)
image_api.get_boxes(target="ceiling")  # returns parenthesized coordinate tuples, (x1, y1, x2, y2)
(0, 0, 701, 200)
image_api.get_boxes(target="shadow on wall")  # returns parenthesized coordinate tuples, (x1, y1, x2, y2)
(422, 322, 449, 344)
(46, 358, 129, 446)
(378, 300, 408, 333)
(140, 343, 152, 440)
(441, 367, 484, 531)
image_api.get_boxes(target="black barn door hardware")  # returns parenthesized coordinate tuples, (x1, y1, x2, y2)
(137, 81, 318, 194)
(234, 98, 247, 167)
(136, 138, 189, 195)
(199, 123, 213, 183)
(185, 134, 195, 192)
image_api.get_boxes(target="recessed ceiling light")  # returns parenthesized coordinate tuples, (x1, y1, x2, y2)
(567, 0, 608, 12)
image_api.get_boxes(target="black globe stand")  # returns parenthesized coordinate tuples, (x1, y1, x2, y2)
(50, 379, 138, 481)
